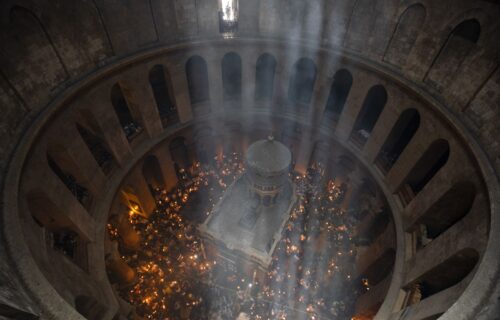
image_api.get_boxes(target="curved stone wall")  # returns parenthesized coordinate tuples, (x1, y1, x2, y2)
(0, 1, 499, 319)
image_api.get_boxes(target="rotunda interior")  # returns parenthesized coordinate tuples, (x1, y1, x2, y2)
(0, 1, 499, 320)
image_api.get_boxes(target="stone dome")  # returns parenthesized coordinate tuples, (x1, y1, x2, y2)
(245, 136, 291, 175)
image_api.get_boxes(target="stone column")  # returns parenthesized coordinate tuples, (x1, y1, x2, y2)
(241, 49, 257, 110)
(206, 50, 224, 112)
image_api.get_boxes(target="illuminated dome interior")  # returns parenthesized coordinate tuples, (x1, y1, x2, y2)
(0, 1, 499, 320)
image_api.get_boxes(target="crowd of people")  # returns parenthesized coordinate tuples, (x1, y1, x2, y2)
(107, 154, 369, 319)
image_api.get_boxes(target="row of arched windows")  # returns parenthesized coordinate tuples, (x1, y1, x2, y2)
(185, 54, 322, 109)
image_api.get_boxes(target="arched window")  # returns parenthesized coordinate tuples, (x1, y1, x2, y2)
(222, 52, 242, 104)
(149, 65, 178, 127)
(218, 0, 239, 34)
(169, 137, 191, 178)
(375, 109, 420, 173)
(425, 19, 481, 91)
(142, 155, 165, 197)
(413, 182, 476, 246)
(288, 58, 317, 107)
(403, 248, 479, 303)
(111, 83, 141, 140)
(396, 139, 450, 206)
(76, 124, 114, 175)
(350, 85, 387, 147)
(255, 53, 277, 102)
(384, 4, 426, 66)
(47, 154, 91, 208)
(186, 56, 210, 106)
(324, 69, 353, 122)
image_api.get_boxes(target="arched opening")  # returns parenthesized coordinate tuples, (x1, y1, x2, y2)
(425, 19, 481, 91)
(358, 249, 396, 287)
(255, 53, 277, 102)
(404, 248, 479, 303)
(111, 83, 141, 140)
(375, 109, 420, 174)
(384, 4, 426, 66)
(169, 137, 191, 180)
(75, 295, 107, 320)
(26, 192, 88, 270)
(396, 139, 450, 206)
(350, 85, 387, 147)
(46, 153, 91, 208)
(412, 182, 476, 248)
(218, 0, 239, 34)
(324, 69, 353, 123)
(186, 56, 210, 107)
(288, 58, 317, 109)
(221, 52, 242, 104)
(76, 124, 114, 175)
(142, 155, 165, 197)
(149, 64, 178, 127)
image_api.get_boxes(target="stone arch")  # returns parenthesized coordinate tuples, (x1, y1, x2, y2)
(76, 123, 114, 175)
(384, 3, 426, 66)
(149, 64, 178, 127)
(324, 68, 353, 123)
(404, 248, 479, 302)
(396, 139, 450, 206)
(111, 83, 142, 140)
(46, 150, 91, 209)
(255, 53, 277, 102)
(350, 85, 387, 147)
(26, 191, 88, 269)
(425, 19, 481, 91)
(288, 57, 317, 108)
(411, 181, 476, 239)
(375, 108, 421, 173)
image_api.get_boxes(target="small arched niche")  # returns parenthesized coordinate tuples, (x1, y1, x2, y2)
(425, 19, 481, 91)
